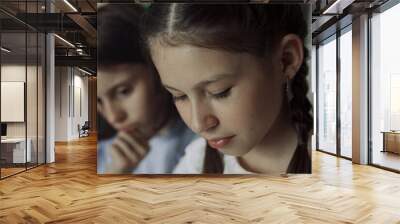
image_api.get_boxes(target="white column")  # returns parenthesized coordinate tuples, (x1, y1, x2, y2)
(46, 1, 56, 163)
(352, 14, 369, 164)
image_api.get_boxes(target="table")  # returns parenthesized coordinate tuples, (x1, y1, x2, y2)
(1, 138, 32, 163)
(381, 131, 400, 154)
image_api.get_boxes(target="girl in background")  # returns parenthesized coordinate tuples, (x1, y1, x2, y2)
(143, 4, 313, 174)
(97, 4, 195, 174)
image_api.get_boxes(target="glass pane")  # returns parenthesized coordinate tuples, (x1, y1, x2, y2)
(318, 36, 337, 154)
(340, 29, 352, 158)
(371, 3, 400, 171)
(27, 31, 38, 169)
(38, 32, 45, 165)
(27, 0, 39, 168)
(1, 31, 27, 177)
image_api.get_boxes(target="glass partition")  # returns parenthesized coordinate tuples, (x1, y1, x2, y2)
(27, 31, 38, 169)
(339, 27, 352, 158)
(1, 30, 28, 177)
(26, 0, 42, 169)
(317, 35, 337, 155)
(0, 1, 46, 179)
(38, 32, 45, 165)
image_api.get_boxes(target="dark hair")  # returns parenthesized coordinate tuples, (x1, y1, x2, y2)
(98, 4, 148, 66)
(143, 4, 313, 174)
(97, 3, 179, 134)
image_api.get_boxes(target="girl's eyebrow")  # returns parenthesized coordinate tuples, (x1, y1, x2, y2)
(164, 73, 236, 92)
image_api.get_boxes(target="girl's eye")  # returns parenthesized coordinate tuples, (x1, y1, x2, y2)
(172, 95, 187, 102)
(116, 86, 133, 97)
(211, 87, 232, 99)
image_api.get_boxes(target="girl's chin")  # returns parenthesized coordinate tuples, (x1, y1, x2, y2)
(117, 127, 146, 137)
(218, 145, 248, 157)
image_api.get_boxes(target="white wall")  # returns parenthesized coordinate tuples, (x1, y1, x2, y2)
(55, 67, 89, 141)
(73, 73, 89, 137)
(1, 65, 38, 137)
(1, 82, 25, 122)
(55, 66, 69, 141)
(1, 62, 46, 164)
(1, 65, 26, 138)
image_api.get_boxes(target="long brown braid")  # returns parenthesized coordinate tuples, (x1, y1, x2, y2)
(286, 46, 312, 173)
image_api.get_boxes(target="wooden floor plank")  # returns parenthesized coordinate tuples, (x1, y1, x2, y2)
(0, 134, 399, 223)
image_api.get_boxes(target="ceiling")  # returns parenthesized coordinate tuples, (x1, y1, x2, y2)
(1, 0, 97, 73)
(0, 0, 394, 74)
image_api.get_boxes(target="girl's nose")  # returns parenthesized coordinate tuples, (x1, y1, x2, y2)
(104, 101, 127, 125)
(191, 104, 219, 134)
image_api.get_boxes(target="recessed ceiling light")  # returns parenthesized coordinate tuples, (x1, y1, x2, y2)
(1, 47, 11, 53)
(78, 67, 93, 76)
(322, 0, 354, 15)
(54, 34, 75, 48)
(63, 0, 78, 12)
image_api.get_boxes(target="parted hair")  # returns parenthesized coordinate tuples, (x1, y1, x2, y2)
(143, 4, 313, 173)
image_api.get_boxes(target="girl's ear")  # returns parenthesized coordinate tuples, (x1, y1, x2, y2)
(278, 34, 304, 80)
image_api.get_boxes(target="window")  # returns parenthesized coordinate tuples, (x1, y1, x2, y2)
(370, 2, 400, 171)
(339, 28, 352, 158)
(317, 35, 337, 155)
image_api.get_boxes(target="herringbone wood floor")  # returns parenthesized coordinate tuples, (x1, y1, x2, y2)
(0, 134, 400, 223)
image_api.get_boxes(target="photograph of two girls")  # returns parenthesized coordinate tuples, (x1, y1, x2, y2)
(97, 3, 313, 175)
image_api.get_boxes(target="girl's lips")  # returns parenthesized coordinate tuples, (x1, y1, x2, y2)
(207, 135, 235, 149)
(119, 126, 140, 135)
(119, 127, 135, 133)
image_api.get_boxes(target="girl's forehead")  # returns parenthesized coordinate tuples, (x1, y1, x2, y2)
(152, 44, 243, 70)
(98, 64, 152, 93)
(152, 44, 242, 84)
(98, 70, 132, 94)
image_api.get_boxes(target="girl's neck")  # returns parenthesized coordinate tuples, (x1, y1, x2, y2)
(238, 101, 298, 174)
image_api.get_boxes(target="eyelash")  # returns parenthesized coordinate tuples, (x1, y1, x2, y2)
(115, 86, 132, 97)
(212, 87, 232, 99)
(172, 87, 232, 102)
(172, 95, 187, 102)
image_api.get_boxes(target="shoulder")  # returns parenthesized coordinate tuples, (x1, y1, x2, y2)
(173, 138, 207, 174)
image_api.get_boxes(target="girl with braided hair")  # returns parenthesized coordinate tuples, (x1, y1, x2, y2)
(142, 3, 313, 174)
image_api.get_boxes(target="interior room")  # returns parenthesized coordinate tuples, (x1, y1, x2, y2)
(0, 18, 46, 178)
(0, 0, 399, 223)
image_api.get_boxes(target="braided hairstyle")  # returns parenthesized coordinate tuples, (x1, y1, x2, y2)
(143, 4, 313, 173)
